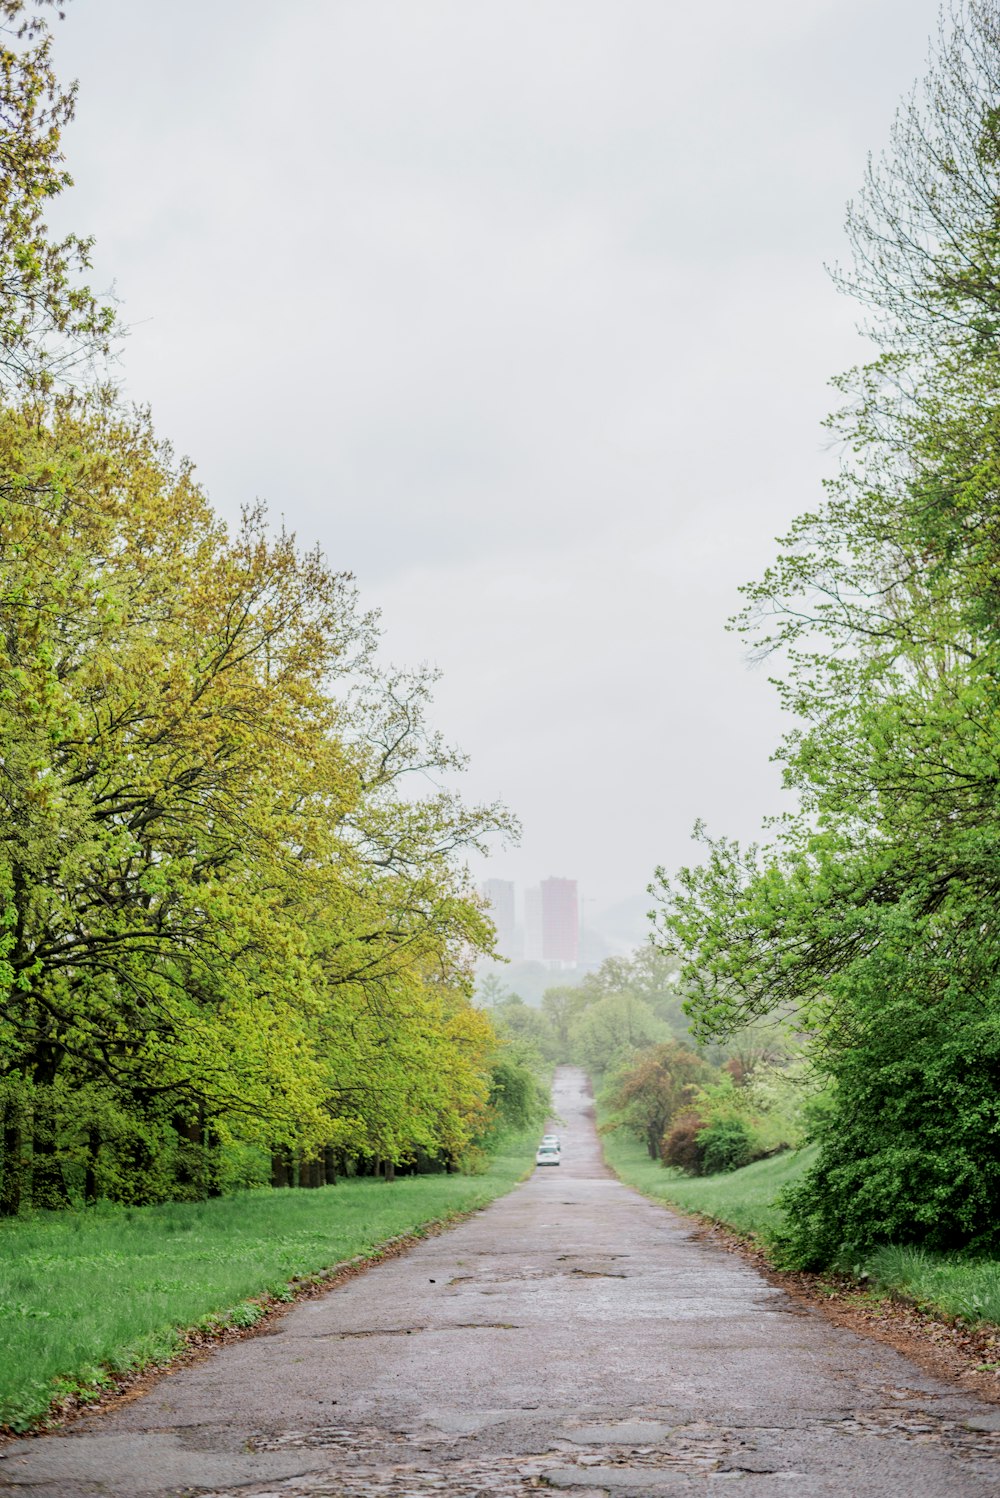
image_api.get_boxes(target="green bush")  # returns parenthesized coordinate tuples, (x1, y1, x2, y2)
(773, 973, 1000, 1270)
(698, 1117, 755, 1174)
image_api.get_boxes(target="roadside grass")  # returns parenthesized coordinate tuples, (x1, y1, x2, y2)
(0, 1130, 536, 1433)
(599, 1118, 814, 1238)
(865, 1245, 1000, 1328)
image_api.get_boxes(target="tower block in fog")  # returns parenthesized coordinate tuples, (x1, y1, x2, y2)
(481, 878, 517, 959)
(541, 877, 578, 966)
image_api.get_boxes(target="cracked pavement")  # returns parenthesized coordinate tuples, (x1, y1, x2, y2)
(3, 1066, 1000, 1496)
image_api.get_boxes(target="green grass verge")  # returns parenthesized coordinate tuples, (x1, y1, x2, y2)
(599, 1117, 815, 1239)
(0, 1130, 536, 1433)
(865, 1245, 1000, 1329)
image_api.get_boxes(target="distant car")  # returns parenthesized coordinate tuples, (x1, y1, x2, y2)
(541, 1133, 561, 1151)
(535, 1145, 560, 1166)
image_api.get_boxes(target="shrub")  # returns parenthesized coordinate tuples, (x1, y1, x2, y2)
(772, 975, 1000, 1270)
(661, 1111, 707, 1174)
(603, 1042, 714, 1160)
(697, 1117, 755, 1175)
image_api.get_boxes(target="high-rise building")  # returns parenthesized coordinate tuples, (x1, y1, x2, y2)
(524, 885, 543, 962)
(481, 878, 516, 958)
(541, 877, 578, 965)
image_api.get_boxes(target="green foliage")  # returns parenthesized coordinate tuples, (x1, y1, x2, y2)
(772, 957, 1000, 1268)
(617, 1051, 813, 1177)
(649, 2, 1000, 1267)
(539, 947, 770, 1077)
(601, 1041, 712, 1159)
(569, 992, 666, 1080)
(599, 1111, 816, 1240)
(0, 1129, 537, 1432)
(483, 1049, 550, 1137)
(540, 983, 589, 1056)
(697, 1118, 754, 1175)
(490, 994, 558, 1060)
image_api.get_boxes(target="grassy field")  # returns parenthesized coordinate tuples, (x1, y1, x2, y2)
(599, 1120, 814, 1238)
(0, 1131, 536, 1432)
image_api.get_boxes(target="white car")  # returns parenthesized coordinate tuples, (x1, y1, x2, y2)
(535, 1144, 560, 1166)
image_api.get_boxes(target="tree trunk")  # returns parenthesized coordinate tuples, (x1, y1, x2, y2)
(173, 1113, 202, 1190)
(384, 1159, 396, 1183)
(297, 1154, 322, 1188)
(270, 1152, 290, 1188)
(30, 1092, 69, 1210)
(205, 1119, 223, 1197)
(1, 1096, 24, 1217)
(83, 1126, 101, 1204)
(323, 1146, 338, 1186)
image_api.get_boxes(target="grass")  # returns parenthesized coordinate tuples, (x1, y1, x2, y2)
(0, 1130, 536, 1433)
(865, 1245, 1000, 1328)
(599, 1118, 815, 1239)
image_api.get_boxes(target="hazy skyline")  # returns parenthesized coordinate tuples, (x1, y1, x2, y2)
(50, 0, 942, 915)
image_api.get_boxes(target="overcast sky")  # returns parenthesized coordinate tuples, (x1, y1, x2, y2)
(51, 0, 942, 924)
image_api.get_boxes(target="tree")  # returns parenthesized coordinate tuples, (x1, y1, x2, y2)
(0, 2, 115, 397)
(0, 398, 514, 1207)
(484, 1048, 549, 1136)
(540, 984, 588, 1057)
(490, 995, 556, 1059)
(651, 0, 1000, 1263)
(476, 972, 510, 1009)
(569, 993, 665, 1081)
(603, 1041, 712, 1159)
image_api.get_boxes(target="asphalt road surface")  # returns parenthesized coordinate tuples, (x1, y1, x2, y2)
(4, 1066, 1000, 1497)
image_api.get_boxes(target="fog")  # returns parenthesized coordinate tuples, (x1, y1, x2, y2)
(51, 0, 941, 932)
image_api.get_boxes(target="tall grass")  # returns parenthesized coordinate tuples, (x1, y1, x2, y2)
(600, 1116, 815, 1238)
(0, 1131, 536, 1432)
(866, 1246, 1000, 1327)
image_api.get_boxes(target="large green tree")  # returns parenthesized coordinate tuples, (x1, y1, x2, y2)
(651, 0, 1000, 1264)
(0, 397, 513, 1208)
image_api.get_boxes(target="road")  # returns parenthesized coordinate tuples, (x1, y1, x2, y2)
(3, 1066, 1000, 1496)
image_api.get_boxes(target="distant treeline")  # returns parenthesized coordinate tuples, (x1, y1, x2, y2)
(485, 947, 813, 1179)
